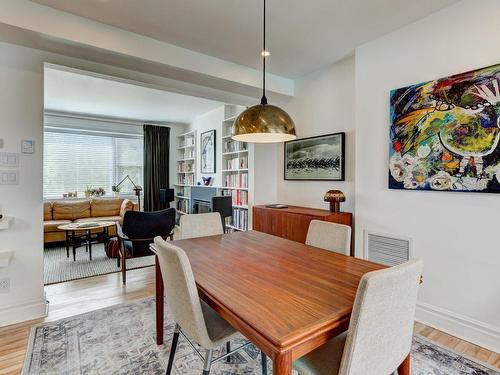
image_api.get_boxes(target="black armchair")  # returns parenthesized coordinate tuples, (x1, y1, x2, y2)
(117, 208, 176, 284)
(212, 196, 233, 233)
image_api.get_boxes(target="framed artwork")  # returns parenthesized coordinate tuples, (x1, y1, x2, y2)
(284, 132, 345, 180)
(389, 63, 500, 193)
(201, 129, 216, 174)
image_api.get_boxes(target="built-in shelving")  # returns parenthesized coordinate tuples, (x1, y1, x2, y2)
(175, 131, 196, 221)
(221, 105, 251, 231)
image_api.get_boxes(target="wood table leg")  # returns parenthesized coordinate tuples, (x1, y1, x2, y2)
(397, 353, 411, 375)
(156, 255, 164, 345)
(273, 351, 292, 375)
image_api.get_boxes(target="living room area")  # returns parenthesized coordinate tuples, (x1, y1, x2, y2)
(41, 65, 229, 285)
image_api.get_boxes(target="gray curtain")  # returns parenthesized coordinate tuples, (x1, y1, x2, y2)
(143, 125, 170, 212)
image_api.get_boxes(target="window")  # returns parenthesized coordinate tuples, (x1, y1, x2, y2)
(43, 127, 143, 199)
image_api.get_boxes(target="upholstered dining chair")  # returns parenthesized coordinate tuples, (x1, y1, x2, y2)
(305, 220, 351, 255)
(153, 237, 268, 375)
(117, 208, 176, 284)
(179, 212, 224, 239)
(293, 259, 423, 375)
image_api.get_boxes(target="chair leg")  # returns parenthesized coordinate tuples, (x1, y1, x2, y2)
(166, 324, 180, 375)
(121, 248, 126, 284)
(226, 341, 231, 363)
(202, 349, 213, 375)
(116, 250, 120, 268)
(261, 351, 268, 375)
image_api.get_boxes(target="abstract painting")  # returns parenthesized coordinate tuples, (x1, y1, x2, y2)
(389, 63, 500, 193)
(284, 132, 345, 180)
(201, 129, 216, 174)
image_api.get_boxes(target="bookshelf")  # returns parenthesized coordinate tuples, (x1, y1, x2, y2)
(174, 131, 196, 219)
(221, 105, 251, 232)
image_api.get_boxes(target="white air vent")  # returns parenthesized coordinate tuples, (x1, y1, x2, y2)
(365, 231, 411, 266)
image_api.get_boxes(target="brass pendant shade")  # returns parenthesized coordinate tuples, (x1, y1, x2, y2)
(232, 104, 296, 143)
(231, 0, 296, 144)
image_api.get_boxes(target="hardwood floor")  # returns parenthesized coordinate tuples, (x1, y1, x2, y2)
(0, 266, 498, 375)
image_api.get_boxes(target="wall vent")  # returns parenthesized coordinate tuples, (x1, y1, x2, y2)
(365, 231, 411, 266)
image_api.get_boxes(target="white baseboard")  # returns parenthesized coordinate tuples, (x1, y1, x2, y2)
(0, 295, 48, 327)
(416, 302, 500, 353)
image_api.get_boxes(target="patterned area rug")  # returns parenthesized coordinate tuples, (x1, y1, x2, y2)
(23, 298, 500, 375)
(44, 243, 154, 285)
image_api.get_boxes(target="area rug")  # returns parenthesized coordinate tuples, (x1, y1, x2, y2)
(22, 298, 500, 375)
(44, 244, 154, 285)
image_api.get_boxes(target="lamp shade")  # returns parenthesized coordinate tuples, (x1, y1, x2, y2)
(232, 104, 296, 143)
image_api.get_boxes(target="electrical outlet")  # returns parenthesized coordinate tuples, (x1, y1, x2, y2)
(0, 277, 10, 293)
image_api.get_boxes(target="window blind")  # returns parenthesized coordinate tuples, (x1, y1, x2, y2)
(43, 128, 143, 199)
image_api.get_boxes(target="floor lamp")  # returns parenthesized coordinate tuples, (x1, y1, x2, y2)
(112, 175, 142, 211)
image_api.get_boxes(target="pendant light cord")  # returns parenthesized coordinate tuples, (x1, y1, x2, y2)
(261, 0, 268, 105)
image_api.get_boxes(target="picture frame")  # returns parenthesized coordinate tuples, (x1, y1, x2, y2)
(284, 132, 345, 181)
(201, 129, 216, 174)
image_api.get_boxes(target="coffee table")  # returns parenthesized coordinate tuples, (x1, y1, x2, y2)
(58, 221, 117, 261)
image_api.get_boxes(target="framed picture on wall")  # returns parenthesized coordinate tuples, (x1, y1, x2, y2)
(201, 129, 216, 174)
(284, 132, 345, 180)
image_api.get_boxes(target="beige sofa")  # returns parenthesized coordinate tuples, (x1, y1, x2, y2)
(44, 198, 138, 244)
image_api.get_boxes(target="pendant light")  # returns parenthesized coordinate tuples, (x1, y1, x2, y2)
(232, 0, 296, 143)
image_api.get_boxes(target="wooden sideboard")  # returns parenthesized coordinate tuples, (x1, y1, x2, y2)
(253, 205, 353, 251)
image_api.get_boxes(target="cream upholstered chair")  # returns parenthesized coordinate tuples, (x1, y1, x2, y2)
(305, 220, 351, 255)
(154, 237, 267, 375)
(179, 212, 224, 240)
(293, 259, 423, 375)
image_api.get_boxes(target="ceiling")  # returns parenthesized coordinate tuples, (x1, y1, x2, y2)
(44, 68, 224, 123)
(32, 0, 458, 78)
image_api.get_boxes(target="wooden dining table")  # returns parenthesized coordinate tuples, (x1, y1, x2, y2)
(153, 230, 410, 375)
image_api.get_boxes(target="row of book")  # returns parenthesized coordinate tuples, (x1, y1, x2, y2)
(178, 136, 195, 148)
(223, 140, 247, 153)
(225, 156, 248, 170)
(177, 174, 194, 185)
(223, 173, 248, 188)
(177, 161, 194, 172)
(176, 186, 190, 197)
(221, 189, 248, 206)
(176, 199, 189, 214)
(229, 208, 248, 231)
(179, 150, 195, 159)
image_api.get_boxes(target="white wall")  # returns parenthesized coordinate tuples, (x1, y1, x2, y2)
(278, 56, 356, 212)
(0, 42, 47, 325)
(355, 0, 500, 352)
(190, 106, 225, 186)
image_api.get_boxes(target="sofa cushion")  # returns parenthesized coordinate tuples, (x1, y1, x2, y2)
(43, 202, 53, 221)
(91, 198, 123, 217)
(120, 199, 136, 217)
(44, 220, 72, 232)
(74, 216, 121, 223)
(53, 200, 91, 221)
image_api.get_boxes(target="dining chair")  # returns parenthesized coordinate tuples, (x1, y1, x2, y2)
(179, 212, 224, 239)
(305, 220, 351, 255)
(293, 259, 423, 375)
(153, 237, 268, 375)
(116, 208, 176, 284)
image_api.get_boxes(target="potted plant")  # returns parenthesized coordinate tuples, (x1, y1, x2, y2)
(84, 186, 92, 198)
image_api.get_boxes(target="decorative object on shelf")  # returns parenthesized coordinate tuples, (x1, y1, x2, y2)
(63, 191, 78, 198)
(201, 129, 216, 173)
(21, 139, 35, 154)
(91, 187, 106, 197)
(113, 175, 142, 210)
(84, 185, 92, 198)
(324, 190, 346, 213)
(265, 204, 289, 209)
(284, 132, 345, 180)
(232, 0, 296, 143)
(390, 62, 500, 193)
(202, 176, 212, 186)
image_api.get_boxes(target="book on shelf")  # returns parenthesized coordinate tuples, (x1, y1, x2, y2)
(230, 207, 248, 231)
(223, 173, 248, 188)
(225, 155, 248, 170)
(176, 199, 189, 214)
(221, 189, 248, 206)
(177, 174, 194, 185)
